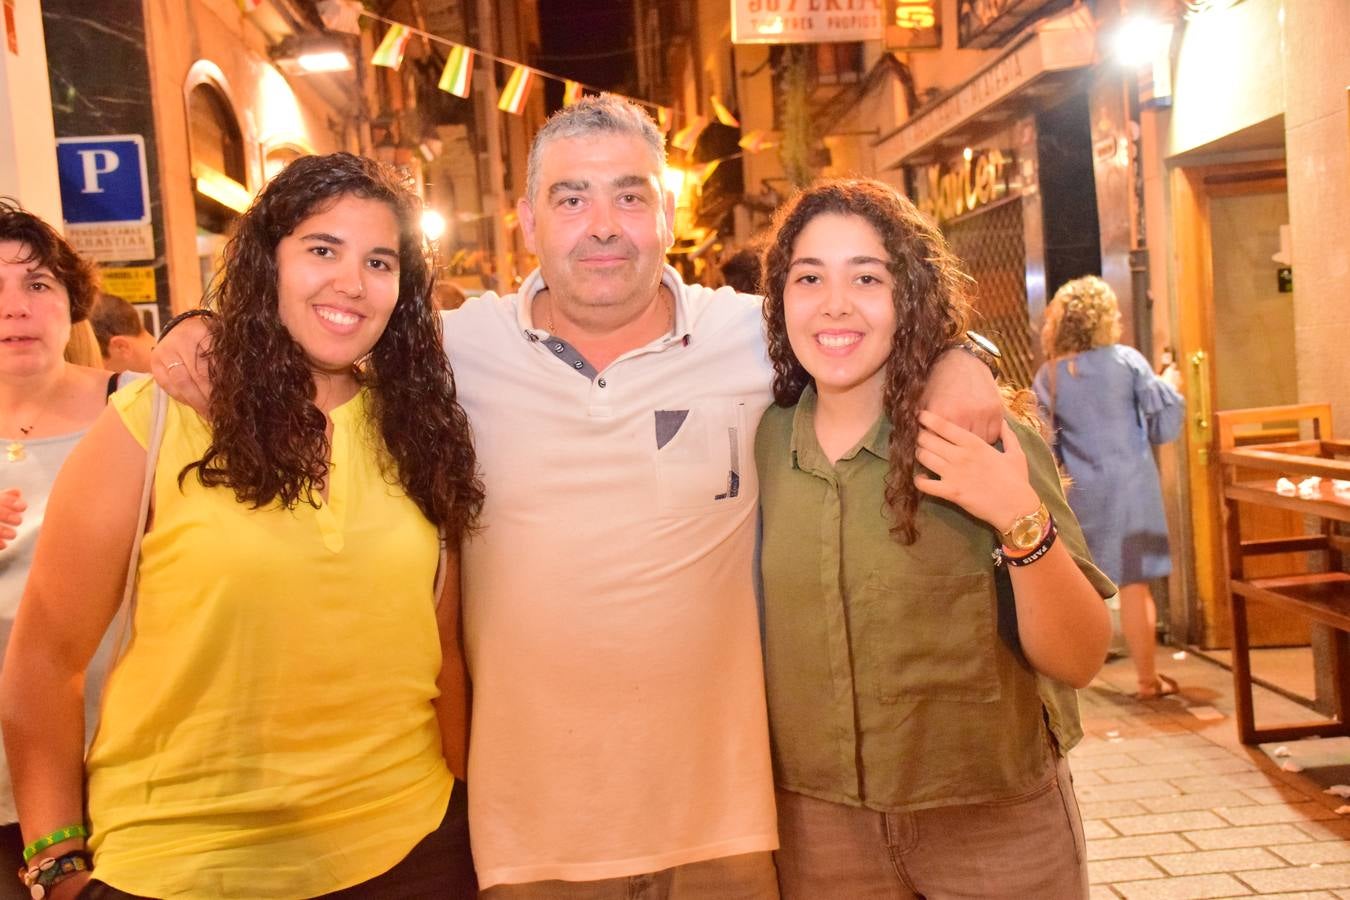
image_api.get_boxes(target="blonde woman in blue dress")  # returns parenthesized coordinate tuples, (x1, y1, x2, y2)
(1034, 276, 1183, 700)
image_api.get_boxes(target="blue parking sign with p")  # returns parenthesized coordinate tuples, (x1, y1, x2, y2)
(56, 135, 151, 225)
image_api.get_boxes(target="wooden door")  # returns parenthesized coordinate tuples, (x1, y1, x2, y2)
(1172, 162, 1309, 648)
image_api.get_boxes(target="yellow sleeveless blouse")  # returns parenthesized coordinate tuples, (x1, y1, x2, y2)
(86, 378, 452, 898)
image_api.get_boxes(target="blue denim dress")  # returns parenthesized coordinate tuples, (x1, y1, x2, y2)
(1033, 344, 1184, 585)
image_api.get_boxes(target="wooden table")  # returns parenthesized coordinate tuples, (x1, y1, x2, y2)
(1217, 407, 1350, 743)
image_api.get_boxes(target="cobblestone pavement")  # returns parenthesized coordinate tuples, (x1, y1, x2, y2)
(1078, 648, 1350, 898)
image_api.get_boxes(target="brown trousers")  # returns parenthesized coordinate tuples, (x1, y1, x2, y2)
(775, 756, 1088, 900)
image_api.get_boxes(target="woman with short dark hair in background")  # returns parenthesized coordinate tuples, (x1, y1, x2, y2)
(0, 199, 118, 900)
(1, 155, 484, 899)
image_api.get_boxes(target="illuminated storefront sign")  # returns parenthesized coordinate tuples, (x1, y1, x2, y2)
(915, 148, 1013, 224)
(731, 0, 884, 44)
(886, 0, 941, 51)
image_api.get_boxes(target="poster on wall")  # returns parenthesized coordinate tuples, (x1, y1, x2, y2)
(100, 266, 158, 304)
(731, 0, 884, 44)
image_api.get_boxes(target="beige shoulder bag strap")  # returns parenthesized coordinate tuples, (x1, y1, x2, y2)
(124, 387, 168, 613)
(432, 530, 450, 609)
(85, 386, 169, 750)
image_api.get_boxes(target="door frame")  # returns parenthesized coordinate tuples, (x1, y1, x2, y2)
(1171, 159, 1288, 648)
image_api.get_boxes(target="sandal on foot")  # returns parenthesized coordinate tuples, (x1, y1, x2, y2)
(1135, 673, 1179, 700)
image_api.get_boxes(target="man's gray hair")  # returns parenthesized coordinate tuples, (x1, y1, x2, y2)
(525, 94, 667, 204)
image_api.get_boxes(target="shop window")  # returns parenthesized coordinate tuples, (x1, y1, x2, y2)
(186, 78, 248, 293)
(770, 42, 866, 88)
(770, 42, 866, 128)
(188, 83, 246, 187)
(815, 42, 864, 86)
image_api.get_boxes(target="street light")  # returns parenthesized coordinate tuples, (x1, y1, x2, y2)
(1111, 16, 1174, 70)
(272, 35, 353, 76)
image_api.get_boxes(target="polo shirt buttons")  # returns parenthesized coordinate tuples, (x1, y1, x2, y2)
(598, 378, 607, 388)
(573, 360, 584, 369)
(553, 343, 565, 354)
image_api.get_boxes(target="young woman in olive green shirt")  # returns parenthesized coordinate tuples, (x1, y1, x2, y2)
(756, 179, 1115, 899)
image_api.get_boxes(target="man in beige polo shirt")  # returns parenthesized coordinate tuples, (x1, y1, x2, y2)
(153, 96, 1001, 898)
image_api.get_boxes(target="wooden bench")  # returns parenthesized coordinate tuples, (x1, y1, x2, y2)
(1216, 404, 1350, 744)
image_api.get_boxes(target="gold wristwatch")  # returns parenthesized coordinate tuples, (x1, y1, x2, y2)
(1000, 503, 1050, 551)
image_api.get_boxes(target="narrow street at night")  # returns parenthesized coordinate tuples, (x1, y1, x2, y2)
(2, 0, 1349, 897)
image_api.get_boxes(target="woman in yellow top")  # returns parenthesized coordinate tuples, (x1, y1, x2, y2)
(0, 153, 484, 899)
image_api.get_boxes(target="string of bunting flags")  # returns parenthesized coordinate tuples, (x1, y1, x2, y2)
(357, 10, 774, 158)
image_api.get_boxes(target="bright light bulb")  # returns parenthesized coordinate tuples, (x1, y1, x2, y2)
(296, 50, 351, 73)
(421, 210, 447, 242)
(1113, 17, 1172, 69)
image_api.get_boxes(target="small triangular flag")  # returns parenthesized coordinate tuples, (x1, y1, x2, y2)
(438, 44, 474, 98)
(710, 96, 740, 128)
(498, 64, 535, 115)
(563, 80, 584, 106)
(671, 115, 707, 151)
(656, 107, 673, 133)
(696, 159, 721, 184)
(371, 23, 412, 69)
(738, 130, 776, 153)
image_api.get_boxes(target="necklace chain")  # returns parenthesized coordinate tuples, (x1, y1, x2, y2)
(4, 376, 62, 461)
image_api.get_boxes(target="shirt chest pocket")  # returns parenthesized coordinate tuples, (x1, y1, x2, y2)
(855, 570, 1002, 704)
(652, 397, 750, 515)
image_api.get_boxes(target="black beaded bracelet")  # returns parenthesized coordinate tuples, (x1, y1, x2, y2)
(158, 307, 216, 340)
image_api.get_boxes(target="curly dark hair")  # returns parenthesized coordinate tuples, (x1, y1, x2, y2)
(182, 153, 483, 542)
(0, 197, 97, 323)
(763, 179, 972, 544)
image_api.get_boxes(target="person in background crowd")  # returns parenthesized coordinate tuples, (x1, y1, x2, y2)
(756, 178, 1114, 899)
(1034, 275, 1184, 700)
(0, 200, 119, 900)
(151, 97, 1004, 899)
(0, 154, 483, 900)
(720, 246, 762, 295)
(89, 293, 155, 374)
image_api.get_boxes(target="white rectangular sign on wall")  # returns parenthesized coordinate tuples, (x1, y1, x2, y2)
(731, 0, 884, 44)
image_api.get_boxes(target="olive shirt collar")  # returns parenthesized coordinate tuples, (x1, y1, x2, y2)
(786, 385, 891, 477)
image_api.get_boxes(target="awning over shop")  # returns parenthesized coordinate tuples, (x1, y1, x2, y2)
(874, 5, 1097, 169)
